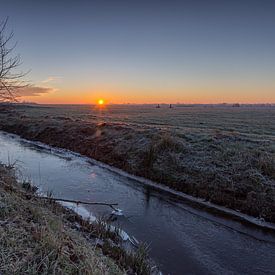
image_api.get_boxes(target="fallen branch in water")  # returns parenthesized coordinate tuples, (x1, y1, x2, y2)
(32, 195, 118, 210)
(0, 179, 118, 210)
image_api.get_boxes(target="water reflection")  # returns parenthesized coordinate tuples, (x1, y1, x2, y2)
(144, 185, 152, 210)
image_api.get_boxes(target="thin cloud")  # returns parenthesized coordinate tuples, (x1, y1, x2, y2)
(41, 76, 62, 83)
(16, 86, 56, 97)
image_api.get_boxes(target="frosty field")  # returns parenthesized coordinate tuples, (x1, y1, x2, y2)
(0, 104, 275, 222)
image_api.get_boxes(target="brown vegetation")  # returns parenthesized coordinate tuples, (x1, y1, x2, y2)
(0, 164, 152, 274)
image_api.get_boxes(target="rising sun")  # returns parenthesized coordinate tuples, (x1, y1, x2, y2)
(98, 99, 104, 105)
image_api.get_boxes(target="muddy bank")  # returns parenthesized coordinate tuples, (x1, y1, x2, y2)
(0, 104, 275, 223)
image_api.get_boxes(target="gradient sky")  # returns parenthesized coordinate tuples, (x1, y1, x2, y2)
(1, 0, 274, 104)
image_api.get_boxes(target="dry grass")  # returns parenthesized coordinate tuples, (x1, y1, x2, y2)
(0, 164, 153, 274)
(0, 164, 122, 275)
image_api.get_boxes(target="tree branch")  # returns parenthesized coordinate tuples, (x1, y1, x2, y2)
(32, 195, 119, 210)
(0, 17, 29, 102)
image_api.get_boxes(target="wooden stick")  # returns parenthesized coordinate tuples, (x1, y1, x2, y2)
(32, 196, 118, 210)
(0, 180, 118, 210)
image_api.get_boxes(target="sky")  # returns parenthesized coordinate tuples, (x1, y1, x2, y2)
(0, 0, 274, 104)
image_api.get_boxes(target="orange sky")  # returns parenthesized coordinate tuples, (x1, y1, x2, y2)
(20, 83, 275, 105)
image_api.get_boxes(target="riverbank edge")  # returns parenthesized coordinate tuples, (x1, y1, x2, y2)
(0, 163, 153, 274)
(2, 130, 275, 235)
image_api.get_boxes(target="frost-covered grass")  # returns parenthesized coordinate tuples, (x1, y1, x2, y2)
(0, 164, 152, 274)
(0, 104, 275, 222)
(0, 164, 123, 274)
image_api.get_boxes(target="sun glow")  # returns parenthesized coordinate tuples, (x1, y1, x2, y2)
(98, 99, 104, 105)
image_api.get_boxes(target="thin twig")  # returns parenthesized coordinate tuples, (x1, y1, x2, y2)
(32, 196, 118, 210)
(0, 179, 118, 210)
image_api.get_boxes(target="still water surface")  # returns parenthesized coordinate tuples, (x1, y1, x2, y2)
(0, 131, 275, 275)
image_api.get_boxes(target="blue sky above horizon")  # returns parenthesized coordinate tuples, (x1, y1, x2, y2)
(1, 0, 275, 103)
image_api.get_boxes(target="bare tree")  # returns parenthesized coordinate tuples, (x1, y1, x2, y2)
(0, 17, 28, 102)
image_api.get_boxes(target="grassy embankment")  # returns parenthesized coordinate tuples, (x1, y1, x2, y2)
(0, 104, 275, 223)
(0, 164, 152, 274)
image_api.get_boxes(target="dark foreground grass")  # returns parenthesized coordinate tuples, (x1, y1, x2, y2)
(0, 164, 153, 275)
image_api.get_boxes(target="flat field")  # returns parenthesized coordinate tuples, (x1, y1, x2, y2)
(0, 104, 275, 222)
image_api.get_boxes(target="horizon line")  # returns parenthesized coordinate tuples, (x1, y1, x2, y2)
(13, 102, 275, 106)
